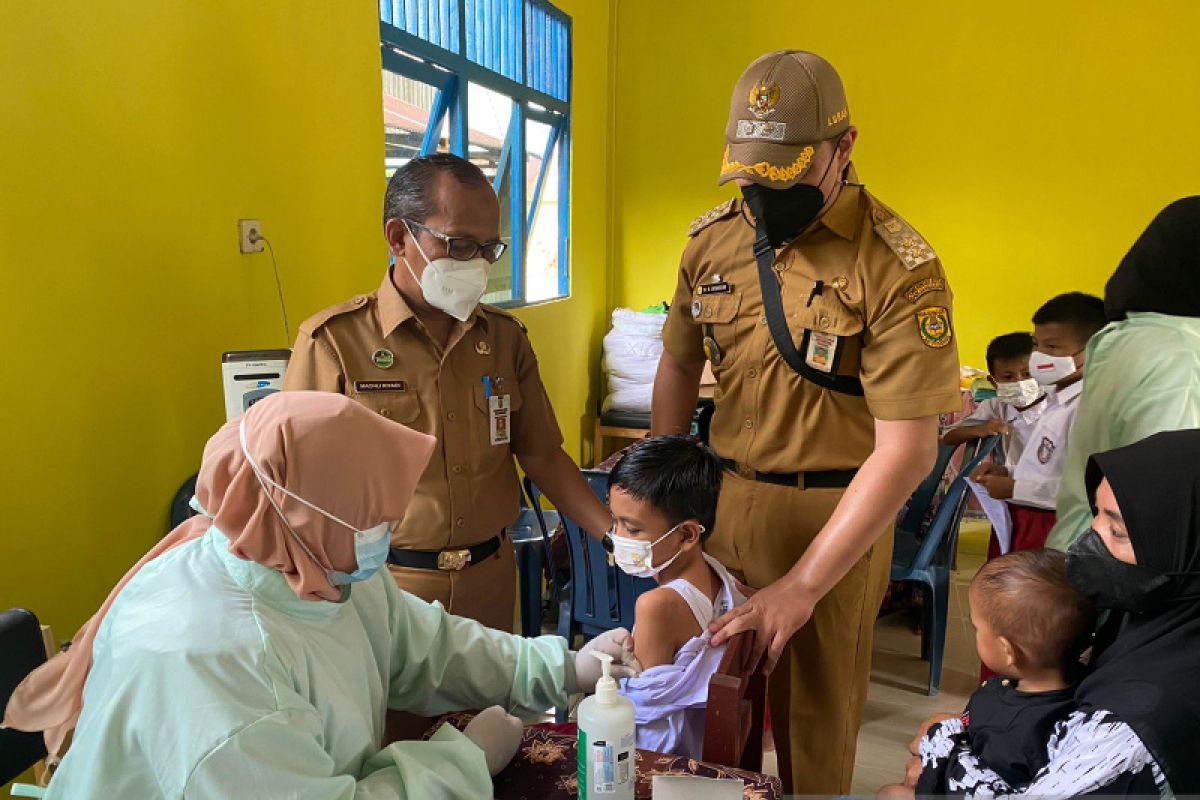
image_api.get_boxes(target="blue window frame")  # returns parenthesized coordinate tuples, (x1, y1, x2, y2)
(380, 0, 571, 306)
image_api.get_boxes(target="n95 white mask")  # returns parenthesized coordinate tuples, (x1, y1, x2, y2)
(402, 221, 490, 322)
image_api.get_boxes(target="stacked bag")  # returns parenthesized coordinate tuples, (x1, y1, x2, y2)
(601, 305, 667, 414)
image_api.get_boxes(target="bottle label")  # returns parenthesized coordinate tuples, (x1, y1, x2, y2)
(580, 731, 635, 795)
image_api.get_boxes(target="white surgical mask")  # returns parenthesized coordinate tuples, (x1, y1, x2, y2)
(608, 522, 702, 579)
(401, 221, 490, 322)
(995, 378, 1043, 407)
(239, 419, 392, 586)
(1028, 350, 1079, 386)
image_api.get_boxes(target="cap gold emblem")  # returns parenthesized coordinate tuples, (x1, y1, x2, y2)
(747, 82, 781, 120)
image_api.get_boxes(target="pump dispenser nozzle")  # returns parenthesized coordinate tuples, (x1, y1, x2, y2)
(592, 651, 619, 704)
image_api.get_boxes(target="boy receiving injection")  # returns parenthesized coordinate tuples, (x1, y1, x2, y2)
(605, 436, 747, 759)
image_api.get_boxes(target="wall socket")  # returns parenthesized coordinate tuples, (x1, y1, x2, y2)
(239, 219, 264, 254)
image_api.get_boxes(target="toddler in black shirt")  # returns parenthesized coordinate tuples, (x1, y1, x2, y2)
(881, 549, 1096, 797)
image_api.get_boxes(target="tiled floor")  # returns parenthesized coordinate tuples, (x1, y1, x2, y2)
(759, 520, 989, 795)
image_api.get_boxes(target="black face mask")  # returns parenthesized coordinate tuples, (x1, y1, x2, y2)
(740, 146, 841, 248)
(1067, 529, 1172, 613)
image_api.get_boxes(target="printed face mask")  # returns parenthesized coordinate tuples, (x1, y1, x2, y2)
(1029, 350, 1079, 386)
(608, 522, 702, 579)
(995, 378, 1043, 407)
(239, 419, 393, 586)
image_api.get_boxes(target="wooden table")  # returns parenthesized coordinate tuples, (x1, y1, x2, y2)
(425, 713, 781, 799)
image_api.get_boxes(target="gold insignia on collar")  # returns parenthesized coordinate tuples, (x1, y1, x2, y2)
(475, 341, 491, 355)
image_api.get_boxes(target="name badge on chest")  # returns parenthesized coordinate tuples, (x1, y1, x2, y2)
(805, 331, 839, 374)
(489, 394, 511, 445)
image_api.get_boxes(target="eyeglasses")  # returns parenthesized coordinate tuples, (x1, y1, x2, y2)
(404, 219, 508, 264)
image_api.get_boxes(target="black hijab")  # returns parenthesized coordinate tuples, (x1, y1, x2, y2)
(1076, 430, 1200, 793)
(1104, 196, 1200, 321)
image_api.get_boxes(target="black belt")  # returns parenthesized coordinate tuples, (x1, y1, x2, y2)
(387, 533, 503, 571)
(720, 459, 857, 489)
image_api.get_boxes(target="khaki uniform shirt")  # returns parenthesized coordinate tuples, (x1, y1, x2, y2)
(284, 270, 563, 549)
(663, 167, 961, 473)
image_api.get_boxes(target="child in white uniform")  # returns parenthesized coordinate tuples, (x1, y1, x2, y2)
(605, 436, 747, 759)
(973, 293, 1107, 551)
(943, 331, 1044, 471)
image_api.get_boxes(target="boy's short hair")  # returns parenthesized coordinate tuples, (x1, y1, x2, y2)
(985, 332, 1034, 374)
(607, 435, 723, 540)
(1031, 292, 1107, 344)
(971, 549, 1097, 672)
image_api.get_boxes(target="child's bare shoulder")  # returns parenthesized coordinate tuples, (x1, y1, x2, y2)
(632, 587, 698, 669)
(635, 586, 693, 623)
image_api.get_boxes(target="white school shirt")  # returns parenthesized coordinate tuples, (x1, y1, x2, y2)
(951, 397, 1046, 471)
(1010, 381, 1083, 511)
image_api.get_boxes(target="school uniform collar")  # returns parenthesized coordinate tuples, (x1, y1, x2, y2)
(377, 266, 486, 338)
(1048, 379, 1084, 406)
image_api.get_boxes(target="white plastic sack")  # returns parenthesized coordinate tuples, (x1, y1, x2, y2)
(602, 308, 666, 413)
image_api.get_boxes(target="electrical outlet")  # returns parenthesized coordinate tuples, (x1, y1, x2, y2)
(239, 219, 264, 254)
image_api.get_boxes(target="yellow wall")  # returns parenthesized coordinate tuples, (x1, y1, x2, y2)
(0, 0, 613, 641)
(612, 0, 1200, 368)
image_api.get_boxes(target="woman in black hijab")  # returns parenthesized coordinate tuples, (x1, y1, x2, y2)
(909, 430, 1200, 797)
(1047, 197, 1200, 550)
(1066, 428, 1200, 795)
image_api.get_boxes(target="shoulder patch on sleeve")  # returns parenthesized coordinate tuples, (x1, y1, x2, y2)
(480, 304, 528, 333)
(688, 198, 739, 237)
(298, 294, 370, 337)
(872, 210, 937, 271)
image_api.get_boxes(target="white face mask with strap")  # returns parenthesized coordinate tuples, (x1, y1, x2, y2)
(1029, 350, 1080, 386)
(607, 522, 703, 579)
(401, 220, 490, 322)
(995, 378, 1043, 407)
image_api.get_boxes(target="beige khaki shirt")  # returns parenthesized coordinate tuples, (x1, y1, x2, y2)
(663, 167, 961, 473)
(284, 270, 563, 549)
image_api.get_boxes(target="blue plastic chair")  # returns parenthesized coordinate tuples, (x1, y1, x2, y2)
(526, 470, 655, 720)
(891, 436, 999, 696)
(510, 482, 561, 638)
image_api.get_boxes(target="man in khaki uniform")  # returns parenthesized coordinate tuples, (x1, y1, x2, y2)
(286, 153, 611, 632)
(653, 52, 961, 794)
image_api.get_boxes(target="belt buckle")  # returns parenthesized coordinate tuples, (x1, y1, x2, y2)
(437, 548, 472, 571)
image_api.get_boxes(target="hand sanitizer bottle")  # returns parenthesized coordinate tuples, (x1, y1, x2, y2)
(576, 651, 636, 799)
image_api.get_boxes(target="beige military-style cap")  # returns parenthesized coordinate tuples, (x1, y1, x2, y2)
(719, 50, 851, 189)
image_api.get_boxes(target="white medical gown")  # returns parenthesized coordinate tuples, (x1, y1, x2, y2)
(45, 526, 573, 798)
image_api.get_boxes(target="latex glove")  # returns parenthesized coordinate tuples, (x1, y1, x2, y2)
(573, 627, 642, 691)
(463, 705, 523, 776)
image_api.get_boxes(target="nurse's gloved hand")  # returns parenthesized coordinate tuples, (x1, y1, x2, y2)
(463, 705, 523, 776)
(574, 627, 643, 692)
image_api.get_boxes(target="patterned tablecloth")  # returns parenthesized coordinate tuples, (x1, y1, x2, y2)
(424, 713, 781, 800)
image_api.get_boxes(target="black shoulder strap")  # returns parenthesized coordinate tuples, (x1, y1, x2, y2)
(753, 228, 865, 396)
